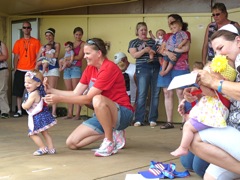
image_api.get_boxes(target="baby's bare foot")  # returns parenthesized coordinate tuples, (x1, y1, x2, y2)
(170, 147, 188, 157)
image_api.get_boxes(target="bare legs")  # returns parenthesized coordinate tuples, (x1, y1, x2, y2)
(30, 130, 54, 150)
(163, 88, 173, 123)
(47, 76, 58, 116)
(17, 97, 22, 113)
(171, 121, 197, 156)
(161, 88, 184, 129)
(66, 94, 118, 149)
(66, 124, 104, 149)
(160, 60, 174, 76)
(64, 78, 81, 119)
(41, 62, 49, 74)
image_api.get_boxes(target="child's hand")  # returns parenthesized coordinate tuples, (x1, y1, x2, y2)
(183, 87, 199, 102)
(178, 99, 186, 116)
(178, 44, 183, 49)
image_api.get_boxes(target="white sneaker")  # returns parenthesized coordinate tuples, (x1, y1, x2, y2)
(150, 121, 157, 127)
(113, 130, 126, 150)
(134, 122, 141, 127)
(94, 138, 117, 157)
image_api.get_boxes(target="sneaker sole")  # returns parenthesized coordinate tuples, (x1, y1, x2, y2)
(94, 151, 117, 157)
(117, 130, 126, 150)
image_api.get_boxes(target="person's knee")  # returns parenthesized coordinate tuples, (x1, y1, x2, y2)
(193, 164, 207, 178)
(92, 95, 106, 110)
(163, 89, 173, 98)
(66, 138, 78, 150)
(203, 172, 215, 180)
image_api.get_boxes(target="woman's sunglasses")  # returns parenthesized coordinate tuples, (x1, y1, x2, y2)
(212, 13, 221, 17)
(87, 39, 100, 50)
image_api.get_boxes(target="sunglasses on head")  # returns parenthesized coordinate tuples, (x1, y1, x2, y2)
(87, 39, 100, 50)
(22, 26, 31, 29)
(212, 13, 221, 17)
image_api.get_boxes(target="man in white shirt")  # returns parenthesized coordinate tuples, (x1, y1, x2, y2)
(114, 52, 137, 107)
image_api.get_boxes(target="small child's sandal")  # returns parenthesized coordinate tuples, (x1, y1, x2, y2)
(33, 147, 48, 156)
(48, 148, 56, 154)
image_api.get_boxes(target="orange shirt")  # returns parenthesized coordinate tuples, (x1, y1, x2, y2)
(12, 37, 41, 70)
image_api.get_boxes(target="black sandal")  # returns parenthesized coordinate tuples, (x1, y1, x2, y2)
(160, 122, 174, 129)
(13, 112, 22, 118)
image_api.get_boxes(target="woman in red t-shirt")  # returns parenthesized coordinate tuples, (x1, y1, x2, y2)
(44, 38, 134, 157)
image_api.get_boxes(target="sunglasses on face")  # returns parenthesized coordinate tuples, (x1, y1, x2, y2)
(22, 26, 31, 29)
(212, 13, 221, 17)
(86, 39, 100, 50)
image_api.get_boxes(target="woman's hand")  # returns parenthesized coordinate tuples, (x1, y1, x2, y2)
(166, 51, 177, 61)
(43, 77, 52, 94)
(144, 46, 151, 53)
(44, 94, 59, 105)
(196, 69, 216, 88)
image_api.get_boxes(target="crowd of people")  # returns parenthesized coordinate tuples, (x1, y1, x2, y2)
(1, 2, 240, 179)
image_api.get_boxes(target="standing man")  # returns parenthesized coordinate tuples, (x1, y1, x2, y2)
(12, 21, 41, 117)
(114, 52, 137, 108)
(0, 41, 10, 118)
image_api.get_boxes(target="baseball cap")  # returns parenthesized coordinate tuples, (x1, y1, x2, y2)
(114, 52, 126, 64)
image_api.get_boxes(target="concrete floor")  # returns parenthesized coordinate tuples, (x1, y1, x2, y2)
(0, 116, 201, 180)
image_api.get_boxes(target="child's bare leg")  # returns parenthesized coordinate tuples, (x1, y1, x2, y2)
(30, 134, 46, 150)
(148, 50, 155, 62)
(35, 61, 42, 70)
(161, 62, 174, 76)
(61, 61, 68, 71)
(171, 120, 197, 157)
(42, 130, 54, 150)
(42, 62, 48, 74)
(59, 60, 63, 71)
(160, 60, 168, 76)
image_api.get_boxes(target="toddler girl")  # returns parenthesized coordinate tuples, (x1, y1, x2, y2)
(171, 55, 237, 157)
(59, 41, 74, 71)
(36, 43, 56, 74)
(22, 69, 57, 156)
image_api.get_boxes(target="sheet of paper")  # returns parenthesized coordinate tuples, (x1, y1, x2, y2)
(125, 174, 159, 180)
(167, 72, 198, 90)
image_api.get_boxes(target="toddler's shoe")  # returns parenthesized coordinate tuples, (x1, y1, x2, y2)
(33, 147, 48, 156)
(48, 148, 56, 154)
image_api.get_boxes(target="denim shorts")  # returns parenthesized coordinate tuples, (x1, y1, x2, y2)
(43, 68, 60, 77)
(63, 66, 82, 79)
(157, 66, 190, 88)
(82, 104, 134, 134)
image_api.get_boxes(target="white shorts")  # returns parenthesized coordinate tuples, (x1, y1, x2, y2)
(199, 126, 240, 179)
(43, 68, 60, 77)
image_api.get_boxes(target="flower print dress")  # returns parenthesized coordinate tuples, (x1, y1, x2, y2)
(26, 91, 57, 136)
(189, 91, 229, 128)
